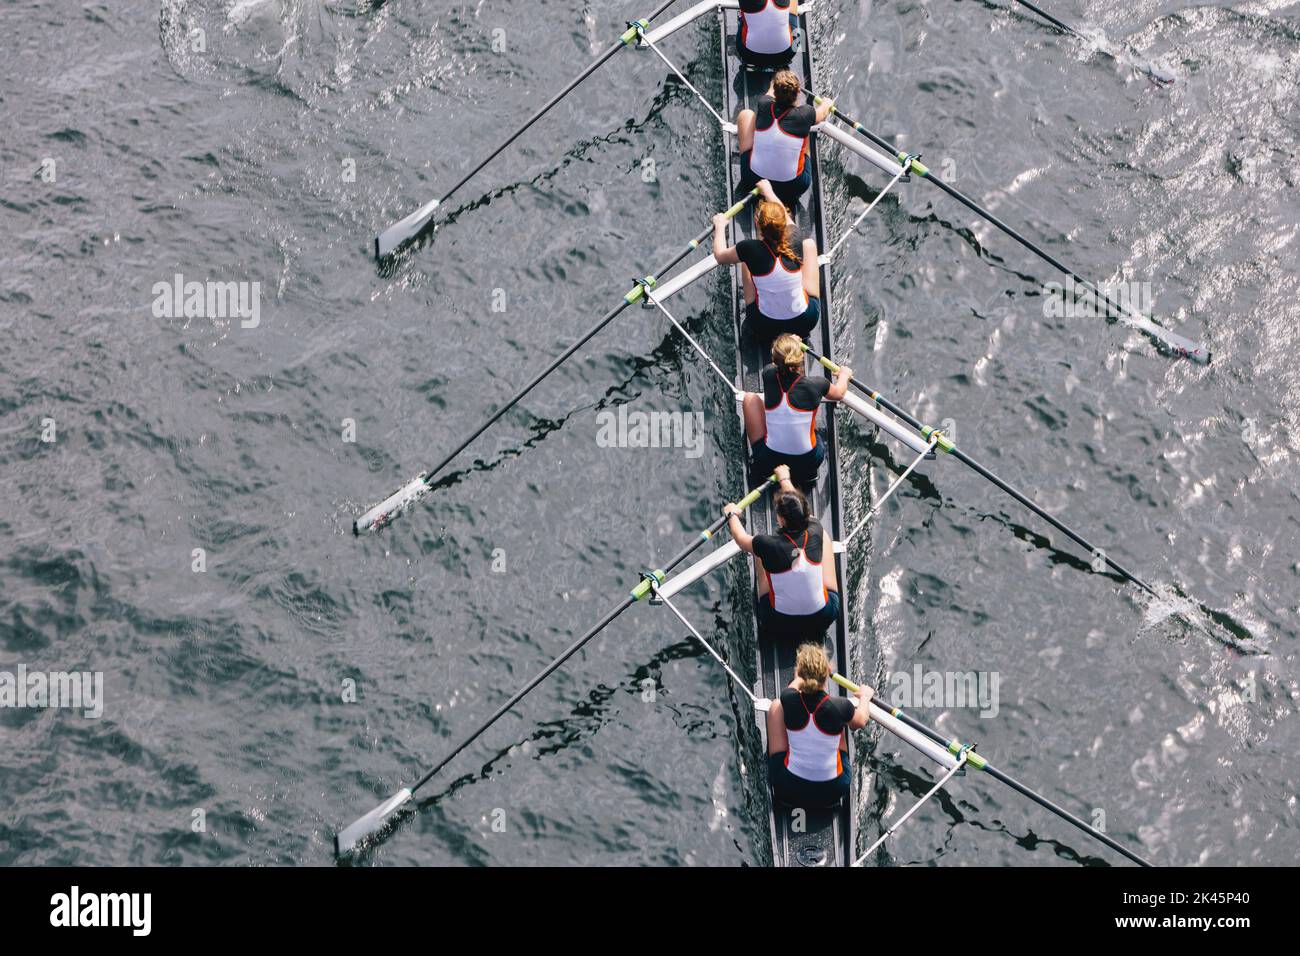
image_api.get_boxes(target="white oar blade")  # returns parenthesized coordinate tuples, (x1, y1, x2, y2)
(375, 198, 441, 259)
(754, 697, 772, 713)
(1124, 314, 1209, 364)
(335, 788, 413, 857)
(354, 474, 430, 535)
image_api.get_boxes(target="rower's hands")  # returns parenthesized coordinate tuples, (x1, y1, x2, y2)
(713, 213, 730, 231)
(773, 464, 791, 483)
(757, 179, 780, 203)
(723, 503, 742, 518)
(836, 365, 853, 381)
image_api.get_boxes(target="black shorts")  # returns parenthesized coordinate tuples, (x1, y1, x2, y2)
(751, 436, 825, 484)
(745, 297, 820, 345)
(767, 751, 850, 808)
(755, 590, 840, 642)
(735, 16, 799, 70)
(738, 149, 813, 208)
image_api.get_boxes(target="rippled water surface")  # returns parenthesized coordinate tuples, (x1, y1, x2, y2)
(1, 0, 1297, 866)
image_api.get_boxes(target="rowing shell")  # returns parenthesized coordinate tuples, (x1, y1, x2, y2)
(646, 1, 953, 867)
(717, 3, 855, 869)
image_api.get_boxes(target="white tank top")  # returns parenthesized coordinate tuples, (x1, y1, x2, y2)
(741, 0, 794, 55)
(765, 372, 818, 455)
(750, 103, 807, 183)
(785, 693, 843, 782)
(769, 530, 827, 615)
(751, 240, 807, 321)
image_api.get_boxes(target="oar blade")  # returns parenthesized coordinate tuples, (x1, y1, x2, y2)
(375, 198, 441, 260)
(1151, 325, 1210, 365)
(335, 788, 413, 857)
(353, 474, 431, 535)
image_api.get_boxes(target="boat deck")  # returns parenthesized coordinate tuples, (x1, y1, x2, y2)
(717, 5, 854, 868)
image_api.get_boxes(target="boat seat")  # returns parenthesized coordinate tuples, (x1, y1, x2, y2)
(771, 789, 848, 812)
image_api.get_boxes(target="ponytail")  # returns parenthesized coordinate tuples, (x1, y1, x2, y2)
(795, 643, 831, 695)
(774, 489, 810, 535)
(772, 70, 800, 110)
(755, 201, 799, 266)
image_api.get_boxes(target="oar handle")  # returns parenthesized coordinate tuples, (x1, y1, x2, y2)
(731, 473, 778, 512)
(719, 187, 761, 221)
(831, 672, 859, 693)
(804, 342, 840, 374)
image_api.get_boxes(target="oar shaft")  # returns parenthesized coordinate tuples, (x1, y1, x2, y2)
(947, 445, 1156, 595)
(451, 0, 680, 190)
(431, 47, 620, 206)
(356, 195, 758, 534)
(813, 99, 1207, 362)
(411, 476, 775, 796)
(422, 197, 754, 480)
(805, 343, 1154, 595)
(375, 1, 681, 257)
(982, 762, 1152, 867)
(413, 594, 636, 792)
(1010, 0, 1085, 39)
(432, 0, 677, 211)
(832, 674, 1152, 866)
(417, 210, 740, 482)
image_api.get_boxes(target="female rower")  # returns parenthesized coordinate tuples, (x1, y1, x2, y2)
(712, 179, 823, 343)
(724, 464, 840, 641)
(737, 0, 798, 70)
(766, 643, 871, 808)
(744, 333, 852, 484)
(735, 69, 833, 208)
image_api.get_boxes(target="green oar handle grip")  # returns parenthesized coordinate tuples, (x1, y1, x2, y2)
(720, 188, 761, 220)
(732, 473, 777, 511)
(800, 341, 850, 379)
(832, 672, 859, 693)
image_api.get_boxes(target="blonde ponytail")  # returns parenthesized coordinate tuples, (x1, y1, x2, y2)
(755, 201, 799, 265)
(795, 643, 831, 694)
(771, 333, 804, 374)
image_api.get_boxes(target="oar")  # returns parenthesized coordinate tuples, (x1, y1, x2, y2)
(832, 674, 1153, 866)
(336, 476, 778, 856)
(810, 96, 1208, 364)
(374, 0, 681, 259)
(998, 0, 1177, 85)
(355, 191, 759, 534)
(803, 343, 1158, 597)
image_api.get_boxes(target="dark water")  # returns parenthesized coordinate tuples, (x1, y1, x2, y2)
(1, 0, 1296, 866)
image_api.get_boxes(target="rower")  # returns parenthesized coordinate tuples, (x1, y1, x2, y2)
(766, 643, 871, 808)
(735, 69, 832, 209)
(712, 179, 823, 343)
(736, 0, 798, 70)
(724, 464, 840, 641)
(744, 333, 852, 485)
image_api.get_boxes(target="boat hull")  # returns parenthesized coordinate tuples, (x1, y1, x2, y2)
(717, 4, 855, 868)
